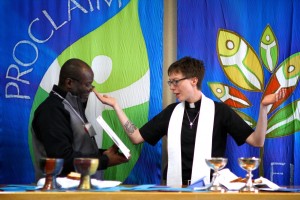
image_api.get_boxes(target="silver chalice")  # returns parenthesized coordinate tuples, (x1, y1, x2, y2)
(205, 157, 228, 192)
(238, 157, 260, 192)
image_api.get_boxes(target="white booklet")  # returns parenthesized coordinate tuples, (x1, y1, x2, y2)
(96, 115, 131, 159)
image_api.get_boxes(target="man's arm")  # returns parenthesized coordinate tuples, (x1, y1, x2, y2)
(246, 88, 287, 147)
(93, 90, 144, 144)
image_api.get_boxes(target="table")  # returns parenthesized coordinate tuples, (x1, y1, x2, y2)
(1, 191, 300, 200)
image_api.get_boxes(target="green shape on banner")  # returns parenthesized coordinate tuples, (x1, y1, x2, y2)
(267, 99, 300, 138)
(58, 0, 149, 92)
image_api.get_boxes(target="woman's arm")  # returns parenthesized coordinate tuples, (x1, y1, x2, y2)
(246, 88, 286, 147)
(93, 90, 144, 144)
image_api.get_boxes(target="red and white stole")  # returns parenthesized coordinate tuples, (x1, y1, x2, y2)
(167, 93, 215, 187)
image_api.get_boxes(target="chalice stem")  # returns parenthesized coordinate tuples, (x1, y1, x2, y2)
(246, 171, 253, 188)
(43, 175, 55, 190)
(212, 171, 219, 187)
(79, 175, 92, 190)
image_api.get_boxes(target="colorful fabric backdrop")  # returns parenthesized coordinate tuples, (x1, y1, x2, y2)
(0, 0, 163, 184)
(178, 0, 300, 186)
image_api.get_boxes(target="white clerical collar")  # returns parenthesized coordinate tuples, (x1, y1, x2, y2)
(189, 103, 195, 108)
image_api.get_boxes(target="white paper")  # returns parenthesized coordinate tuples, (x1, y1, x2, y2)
(218, 168, 245, 190)
(37, 177, 121, 189)
(96, 115, 131, 159)
(218, 168, 280, 191)
(254, 177, 280, 190)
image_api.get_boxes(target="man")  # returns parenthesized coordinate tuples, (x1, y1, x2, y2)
(93, 57, 286, 187)
(32, 58, 129, 181)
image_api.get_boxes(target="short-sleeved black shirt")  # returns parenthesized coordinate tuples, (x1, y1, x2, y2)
(139, 99, 253, 181)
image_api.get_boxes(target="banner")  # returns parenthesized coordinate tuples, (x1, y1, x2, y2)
(0, 0, 163, 184)
(178, 0, 300, 185)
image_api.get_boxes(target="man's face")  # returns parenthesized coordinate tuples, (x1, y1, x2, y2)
(70, 68, 94, 102)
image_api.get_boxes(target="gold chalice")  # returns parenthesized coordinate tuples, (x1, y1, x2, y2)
(205, 157, 228, 192)
(74, 158, 99, 190)
(39, 158, 64, 191)
(238, 157, 260, 192)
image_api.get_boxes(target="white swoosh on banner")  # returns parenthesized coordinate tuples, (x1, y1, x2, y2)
(86, 70, 150, 146)
(40, 59, 60, 92)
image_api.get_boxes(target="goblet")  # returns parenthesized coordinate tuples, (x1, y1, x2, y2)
(238, 157, 260, 192)
(39, 158, 64, 191)
(74, 158, 99, 190)
(205, 157, 228, 192)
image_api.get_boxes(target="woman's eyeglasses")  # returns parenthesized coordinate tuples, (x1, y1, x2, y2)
(167, 77, 188, 86)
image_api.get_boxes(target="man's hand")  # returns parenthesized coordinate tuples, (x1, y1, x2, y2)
(103, 144, 130, 167)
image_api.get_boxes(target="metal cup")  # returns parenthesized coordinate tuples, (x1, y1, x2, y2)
(39, 158, 64, 191)
(238, 157, 261, 192)
(205, 157, 228, 192)
(74, 158, 99, 190)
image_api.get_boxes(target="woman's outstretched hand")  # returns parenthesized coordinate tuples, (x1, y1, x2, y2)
(93, 89, 116, 108)
(261, 88, 287, 106)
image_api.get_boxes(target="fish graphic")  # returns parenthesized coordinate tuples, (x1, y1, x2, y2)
(260, 25, 279, 72)
(217, 29, 264, 91)
(214, 25, 300, 181)
(208, 82, 251, 108)
(262, 52, 300, 114)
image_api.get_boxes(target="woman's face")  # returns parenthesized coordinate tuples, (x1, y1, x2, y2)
(168, 72, 196, 102)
